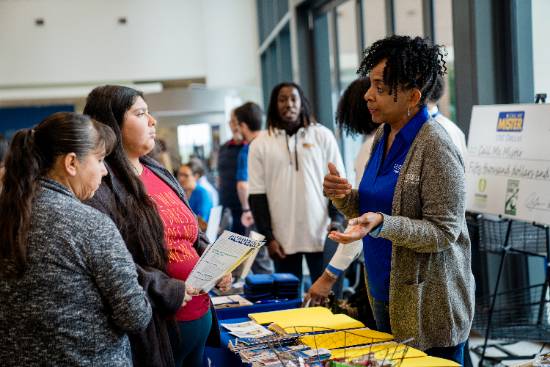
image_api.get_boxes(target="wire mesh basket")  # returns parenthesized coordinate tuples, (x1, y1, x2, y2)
(478, 217, 549, 254)
(232, 326, 414, 367)
(472, 283, 550, 342)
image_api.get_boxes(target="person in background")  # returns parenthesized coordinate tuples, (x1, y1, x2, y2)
(234, 102, 262, 228)
(0, 112, 152, 366)
(427, 75, 468, 159)
(83, 85, 230, 367)
(233, 101, 273, 274)
(178, 160, 214, 224)
(248, 82, 345, 287)
(189, 156, 219, 208)
(305, 77, 378, 306)
(324, 36, 474, 365)
(217, 112, 246, 235)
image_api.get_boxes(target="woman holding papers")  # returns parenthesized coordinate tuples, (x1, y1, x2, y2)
(0, 113, 152, 366)
(324, 36, 475, 365)
(84, 85, 231, 367)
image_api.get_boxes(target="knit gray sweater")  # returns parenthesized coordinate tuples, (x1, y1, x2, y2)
(0, 179, 152, 366)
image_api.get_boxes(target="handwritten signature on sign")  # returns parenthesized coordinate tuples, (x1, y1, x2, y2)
(525, 192, 550, 212)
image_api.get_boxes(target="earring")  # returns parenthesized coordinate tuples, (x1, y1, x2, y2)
(407, 107, 411, 117)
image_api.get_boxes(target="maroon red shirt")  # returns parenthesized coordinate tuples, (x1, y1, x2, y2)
(140, 166, 209, 321)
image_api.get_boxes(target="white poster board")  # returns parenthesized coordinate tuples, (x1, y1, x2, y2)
(466, 104, 550, 224)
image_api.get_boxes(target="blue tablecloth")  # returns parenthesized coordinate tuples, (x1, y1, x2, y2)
(215, 298, 302, 320)
(205, 299, 302, 367)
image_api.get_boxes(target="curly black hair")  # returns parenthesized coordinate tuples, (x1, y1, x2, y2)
(357, 35, 447, 105)
(335, 78, 379, 136)
(428, 74, 445, 103)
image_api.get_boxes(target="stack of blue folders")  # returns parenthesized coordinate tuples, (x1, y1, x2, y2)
(244, 273, 300, 302)
(244, 274, 274, 302)
(271, 273, 300, 299)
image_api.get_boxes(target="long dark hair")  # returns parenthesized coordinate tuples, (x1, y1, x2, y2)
(83, 85, 167, 270)
(266, 82, 315, 131)
(335, 78, 378, 136)
(0, 112, 115, 277)
(0, 135, 8, 164)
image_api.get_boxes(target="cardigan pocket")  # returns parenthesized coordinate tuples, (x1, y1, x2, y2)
(390, 281, 424, 343)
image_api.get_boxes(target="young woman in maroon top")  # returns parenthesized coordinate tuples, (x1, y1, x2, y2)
(84, 85, 231, 367)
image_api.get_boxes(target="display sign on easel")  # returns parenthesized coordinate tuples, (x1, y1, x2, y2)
(466, 103, 550, 225)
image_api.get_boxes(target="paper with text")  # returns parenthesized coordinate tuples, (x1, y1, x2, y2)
(186, 230, 264, 292)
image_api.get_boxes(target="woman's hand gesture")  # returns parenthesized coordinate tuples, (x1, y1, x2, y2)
(328, 212, 383, 244)
(323, 163, 352, 199)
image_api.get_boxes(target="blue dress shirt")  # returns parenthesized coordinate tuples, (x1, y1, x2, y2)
(358, 107, 429, 302)
(235, 144, 249, 182)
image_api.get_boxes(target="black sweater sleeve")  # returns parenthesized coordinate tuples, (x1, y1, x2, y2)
(249, 193, 275, 243)
(136, 264, 186, 316)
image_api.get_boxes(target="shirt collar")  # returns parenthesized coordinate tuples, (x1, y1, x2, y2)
(272, 126, 307, 136)
(428, 105, 440, 118)
(395, 106, 429, 146)
(39, 177, 76, 199)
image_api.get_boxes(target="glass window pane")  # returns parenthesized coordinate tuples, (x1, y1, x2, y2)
(336, 0, 360, 90)
(177, 123, 212, 162)
(362, 0, 387, 48)
(532, 0, 550, 97)
(336, 1, 363, 186)
(394, 0, 423, 37)
(433, 0, 456, 121)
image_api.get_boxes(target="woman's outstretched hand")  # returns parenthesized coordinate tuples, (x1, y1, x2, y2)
(328, 212, 383, 244)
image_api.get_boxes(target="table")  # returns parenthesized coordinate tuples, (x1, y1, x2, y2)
(205, 299, 302, 367)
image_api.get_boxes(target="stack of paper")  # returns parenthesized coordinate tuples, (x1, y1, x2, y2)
(249, 306, 333, 325)
(300, 327, 393, 349)
(221, 320, 273, 339)
(329, 342, 425, 360)
(211, 295, 253, 309)
(327, 342, 459, 367)
(298, 326, 460, 366)
(248, 307, 364, 334)
(399, 356, 461, 367)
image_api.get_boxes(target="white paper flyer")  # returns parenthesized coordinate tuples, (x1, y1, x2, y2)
(186, 230, 264, 292)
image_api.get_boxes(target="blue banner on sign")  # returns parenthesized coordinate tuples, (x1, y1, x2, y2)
(497, 111, 525, 132)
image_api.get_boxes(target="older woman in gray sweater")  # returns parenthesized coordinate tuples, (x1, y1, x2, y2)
(0, 112, 152, 366)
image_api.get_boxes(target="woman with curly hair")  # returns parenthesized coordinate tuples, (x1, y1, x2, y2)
(324, 35, 475, 365)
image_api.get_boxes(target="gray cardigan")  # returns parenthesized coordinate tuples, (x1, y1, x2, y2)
(333, 119, 475, 350)
(0, 179, 151, 366)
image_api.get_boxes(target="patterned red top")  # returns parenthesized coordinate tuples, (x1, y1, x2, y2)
(140, 166, 209, 321)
